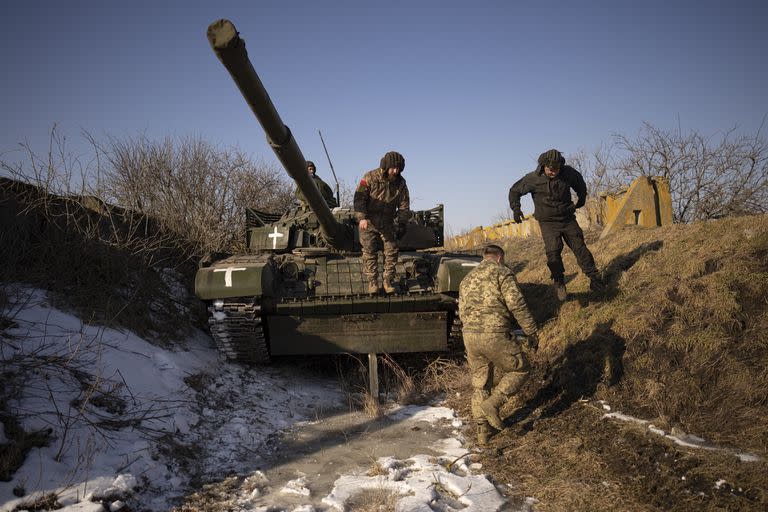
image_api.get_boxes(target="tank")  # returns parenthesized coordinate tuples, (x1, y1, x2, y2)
(195, 19, 481, 363)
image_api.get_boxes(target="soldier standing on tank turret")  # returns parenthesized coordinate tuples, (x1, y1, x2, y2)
(354, 151, 410, 294)
(296, 160, 338, 208)
(509, 149, 605, 301)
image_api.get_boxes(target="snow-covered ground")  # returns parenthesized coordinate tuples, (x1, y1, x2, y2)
(0, 287, 512, 512)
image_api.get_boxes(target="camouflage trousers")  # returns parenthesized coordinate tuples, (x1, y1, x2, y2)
(463, 331, 530, 421)
(360, 216, 398, 285)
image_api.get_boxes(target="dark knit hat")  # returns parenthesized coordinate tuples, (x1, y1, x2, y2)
(538, 149, 565, 169)
(306, 160, 316, 170)
(380, 151, 405, 172)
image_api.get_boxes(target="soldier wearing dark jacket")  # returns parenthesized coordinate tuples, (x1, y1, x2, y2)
(509, 149, 604, 300)
(296, 161, 338, 208)
(353, 151, 410, 294)
(459, 244, 539, 444)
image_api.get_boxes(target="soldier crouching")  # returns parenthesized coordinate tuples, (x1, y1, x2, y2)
(458, 244, 539, 445)
(353, 151, 410, 294)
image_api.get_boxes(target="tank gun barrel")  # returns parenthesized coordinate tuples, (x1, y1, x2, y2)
(206, 19, 348, 249)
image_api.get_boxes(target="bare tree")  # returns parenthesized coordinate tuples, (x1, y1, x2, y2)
(567, 144, 625, 196)
(612, 121, 768, 223)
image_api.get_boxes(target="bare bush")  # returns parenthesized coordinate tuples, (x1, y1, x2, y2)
(1, 126, 295, 257)
(567, 144, 625, 196)
(612, 121, 768, 223)
(92, 133, 294, 254)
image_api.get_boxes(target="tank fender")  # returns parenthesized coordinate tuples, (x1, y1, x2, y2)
(195, 261, 276, 300)
(435, 257, 481, 293)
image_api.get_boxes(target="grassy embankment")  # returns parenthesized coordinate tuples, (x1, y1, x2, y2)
(441, 215, 768, 511)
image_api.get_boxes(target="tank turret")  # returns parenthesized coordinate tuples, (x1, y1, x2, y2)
(207, 19, 352, 250)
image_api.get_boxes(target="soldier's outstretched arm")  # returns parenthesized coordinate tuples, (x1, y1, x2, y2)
(499, 271, 538, 335)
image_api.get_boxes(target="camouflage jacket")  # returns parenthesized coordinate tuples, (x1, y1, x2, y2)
(353, 168, 410, 223)
(296, 174, 338, 208)
(458, 259, 538, 335)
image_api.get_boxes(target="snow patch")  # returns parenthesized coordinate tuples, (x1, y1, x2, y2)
(601, 403, 761, 463)
(322, 450, 505, 512)
(281, 476, 311, 497)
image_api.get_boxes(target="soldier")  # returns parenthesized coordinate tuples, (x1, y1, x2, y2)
(508, 149, 604, 301)
(296, 160, 338, 208)
(353, 151, 410, 294)
(458, 244, 539, 445)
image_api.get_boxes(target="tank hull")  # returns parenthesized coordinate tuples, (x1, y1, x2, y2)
(199, 251, 478, 362)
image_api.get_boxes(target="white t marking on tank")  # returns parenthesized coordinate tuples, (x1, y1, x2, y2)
(268, 226, 284, 249)
(213, 267, 246, 287)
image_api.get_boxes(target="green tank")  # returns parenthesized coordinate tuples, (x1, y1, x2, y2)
(195, 19, 480, 363)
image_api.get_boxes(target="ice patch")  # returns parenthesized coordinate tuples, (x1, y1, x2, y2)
(387, 404, 456, 423)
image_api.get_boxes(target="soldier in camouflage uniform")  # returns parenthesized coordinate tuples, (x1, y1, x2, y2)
(458, 244, 539, 444)
(353, 151, 410, 294)
(296, 161, 338, 208)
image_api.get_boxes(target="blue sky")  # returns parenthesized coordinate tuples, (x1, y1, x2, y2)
(1, 0, 766, 233)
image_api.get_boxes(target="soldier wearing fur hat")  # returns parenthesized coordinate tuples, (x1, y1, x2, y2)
(296, 160, 338, 208)
(353, 151, 410, 294)
(508, 149, 604, 301)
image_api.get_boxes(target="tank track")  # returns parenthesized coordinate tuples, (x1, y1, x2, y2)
(208, 302, 270, 364)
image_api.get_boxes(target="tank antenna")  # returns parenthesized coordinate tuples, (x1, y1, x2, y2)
(318, 129, 340, 206)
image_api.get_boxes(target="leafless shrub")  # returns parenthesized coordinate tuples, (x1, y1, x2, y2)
(611, 120, 768, 223)
(567, 144, 625, 196)
(92, 132, 294, 254)
(1, 288, 180, 482)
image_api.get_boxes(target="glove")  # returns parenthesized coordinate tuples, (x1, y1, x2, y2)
(513, 209, 524, 224)
(526, 333, 539, 352)
(565, 203, 577, 216)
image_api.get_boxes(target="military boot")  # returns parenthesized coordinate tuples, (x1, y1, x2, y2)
(382, 279, 396, 294)
(480, 392, 508, 430)
(367, 280, 380, 294)
(553, 279, 567, 302)
(475, 419, 495, 446)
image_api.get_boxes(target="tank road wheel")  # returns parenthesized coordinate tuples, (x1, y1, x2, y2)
(208, 303, 271, 364)
(447, 311, 464, 352)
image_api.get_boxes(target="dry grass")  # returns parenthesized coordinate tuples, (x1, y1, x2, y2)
(362, 391, 383, 419)
(344, 486, 402, 512)
(9, 492, 61, 512)
(445, 215, 768, 510)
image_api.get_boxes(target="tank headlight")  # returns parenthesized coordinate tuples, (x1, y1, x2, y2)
(213, 300, 224, 310)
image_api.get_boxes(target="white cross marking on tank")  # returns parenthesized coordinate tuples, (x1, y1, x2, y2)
(213, 266, 247, 287)
(461, 262, 480, 267)
(268, 226, 284, 249)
